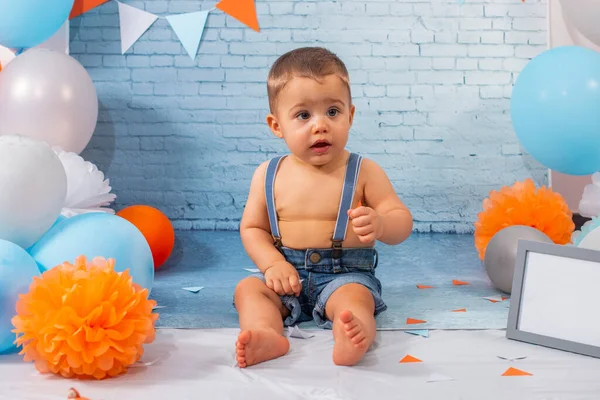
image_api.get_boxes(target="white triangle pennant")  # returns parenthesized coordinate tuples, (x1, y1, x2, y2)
(117, 1, 158, 54)
(166, 10, 210, 60)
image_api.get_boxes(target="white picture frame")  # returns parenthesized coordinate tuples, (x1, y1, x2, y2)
(507, 240, 600, 358)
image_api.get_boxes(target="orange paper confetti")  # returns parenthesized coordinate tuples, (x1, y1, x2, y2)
(453, 280, 469, 286)
(216, 0, 260, 32)
(399, 354, 422, 363)
(416, 284, 434, 289)
(452, 308, 466, 312)
(69, 0, 111, 19)
(502, 367, 532, 376)
(406, 318, 427, 324)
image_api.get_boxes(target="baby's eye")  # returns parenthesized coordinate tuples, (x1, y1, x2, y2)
(297, 111, 310, 120)
(327, 108, 339, 117)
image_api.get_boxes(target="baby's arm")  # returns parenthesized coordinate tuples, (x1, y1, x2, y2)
(357, 158, 413, 245)
(240, 162, 301, 296)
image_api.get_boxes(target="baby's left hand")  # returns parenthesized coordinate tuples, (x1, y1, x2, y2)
(347, 206, 383, 243)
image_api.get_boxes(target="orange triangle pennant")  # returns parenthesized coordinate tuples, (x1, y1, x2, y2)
(406, 318, 426, 324)
(216, 0, 260, 32)
(70, 0, 111, 19)
(399, 354, 422, 363)
(453, 279, 469, 286)
(502, 367, 532, 376)
(452, 308, 466, 312)
(416, 284, 434, 289)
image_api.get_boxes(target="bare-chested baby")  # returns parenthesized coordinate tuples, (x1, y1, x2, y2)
(233, 46, 413, 368)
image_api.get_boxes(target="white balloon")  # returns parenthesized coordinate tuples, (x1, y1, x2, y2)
(577, 225, 600, 250)
(0, 48, 98, 154)
(559, 0, 600, 47)
(0, 135, 67, 249)
(0, 46, 15, 70)
(53, 149, 117, 217)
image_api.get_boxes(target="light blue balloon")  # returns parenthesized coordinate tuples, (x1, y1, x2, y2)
(0, 0, 75, 49)
(511, 46, 600, 176)
(28, 213, 155, 292)
(0, 239, 40, 354)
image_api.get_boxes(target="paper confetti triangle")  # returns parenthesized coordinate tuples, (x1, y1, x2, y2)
(427, 372, 454, 383)
(497, 355, 527, 361)
(399, 354, 422, 363)
(452, 308, 466, 312)
(502, 367, 532, 376)
(416, 284, 434, 289)
(287, 325, 315, 339)
(453, 279, 469, 286)
(118, 1, 159, 54)
(244, 268, 260, 273)
(182, 286, 204, 293)
(69, 0, 111, 19)
(405, 329, 429, 338)
(483, 296, 506, 303)
(406, 318, 427, 324)
(216, 0, 260, 32)
(166, 10, 210, 60)
(130, 358, 160, 368)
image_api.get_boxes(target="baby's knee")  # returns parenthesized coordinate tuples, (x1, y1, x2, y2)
(234, 276, 270, 302)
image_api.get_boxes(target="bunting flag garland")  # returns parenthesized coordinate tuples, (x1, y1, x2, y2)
(117, 1, 158, 54)
(68, 0, 259, 60)
(216, 0, 260, 32)
(70, 0, 111, 19)
(166, 10, 210, 60)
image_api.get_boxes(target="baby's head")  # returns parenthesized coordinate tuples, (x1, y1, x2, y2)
(265, 47, 355, 166)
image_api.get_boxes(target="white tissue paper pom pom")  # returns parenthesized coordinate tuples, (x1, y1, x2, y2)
(579, 172, 600, 218)
(53, 148, 117, 218)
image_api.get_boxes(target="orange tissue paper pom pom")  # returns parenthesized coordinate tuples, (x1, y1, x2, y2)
(11, 255, 159, 380)
(474, 178, 575, 260)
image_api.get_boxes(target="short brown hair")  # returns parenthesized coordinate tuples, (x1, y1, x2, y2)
(267, 47, 351, 112)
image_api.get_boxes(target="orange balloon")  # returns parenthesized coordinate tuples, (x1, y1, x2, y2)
(117, 205, 175, 269)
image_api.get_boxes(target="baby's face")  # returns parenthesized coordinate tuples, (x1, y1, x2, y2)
(269, 74, 354, 166)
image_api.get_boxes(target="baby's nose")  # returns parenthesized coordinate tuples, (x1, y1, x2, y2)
(311, 117, 328, 134)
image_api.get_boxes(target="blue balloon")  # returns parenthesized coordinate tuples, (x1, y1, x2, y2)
(511, 46, 600, 176)
(0, 0, 75, 49)
(0, 239, 40, 354)
(28, 213, 155, 292)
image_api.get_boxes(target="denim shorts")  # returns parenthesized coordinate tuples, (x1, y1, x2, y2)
(236, 246, 387, 329)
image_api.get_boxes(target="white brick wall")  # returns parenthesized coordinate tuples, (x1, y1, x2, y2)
(74, 0, 549, 233)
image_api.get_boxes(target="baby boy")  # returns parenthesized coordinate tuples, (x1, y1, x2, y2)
(233, 47, 413, 367)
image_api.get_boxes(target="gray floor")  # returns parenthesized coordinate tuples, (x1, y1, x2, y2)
(150, 231, 509, 329)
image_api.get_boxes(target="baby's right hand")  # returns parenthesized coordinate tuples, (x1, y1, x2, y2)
(264, 260, 301, 296)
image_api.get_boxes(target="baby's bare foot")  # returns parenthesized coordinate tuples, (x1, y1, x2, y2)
(235, 329, 290, 368)
(332, 310, 370, 366)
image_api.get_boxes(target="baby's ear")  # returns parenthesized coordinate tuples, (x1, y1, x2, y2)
(266, 113, 284, 138)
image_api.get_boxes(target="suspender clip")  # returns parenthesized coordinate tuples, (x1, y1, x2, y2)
(332, 241, 342, 259)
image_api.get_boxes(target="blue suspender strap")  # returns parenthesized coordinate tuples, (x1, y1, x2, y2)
(331, 153, 363, 258)
(264, 156, 285, 247)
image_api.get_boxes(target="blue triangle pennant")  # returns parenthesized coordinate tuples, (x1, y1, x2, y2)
(166, 10, 211, 60)
(405, 329, 429, 338)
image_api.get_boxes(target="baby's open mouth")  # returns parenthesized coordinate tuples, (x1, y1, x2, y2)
(311, 140, 330, 148)
(310, 140, 331, 154)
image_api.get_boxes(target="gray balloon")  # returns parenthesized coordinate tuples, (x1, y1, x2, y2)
(0, 48, 98, 154)
(484, 225, 552, 293)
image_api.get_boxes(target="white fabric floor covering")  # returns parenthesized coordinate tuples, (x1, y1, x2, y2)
(1, 328, 600, 400)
